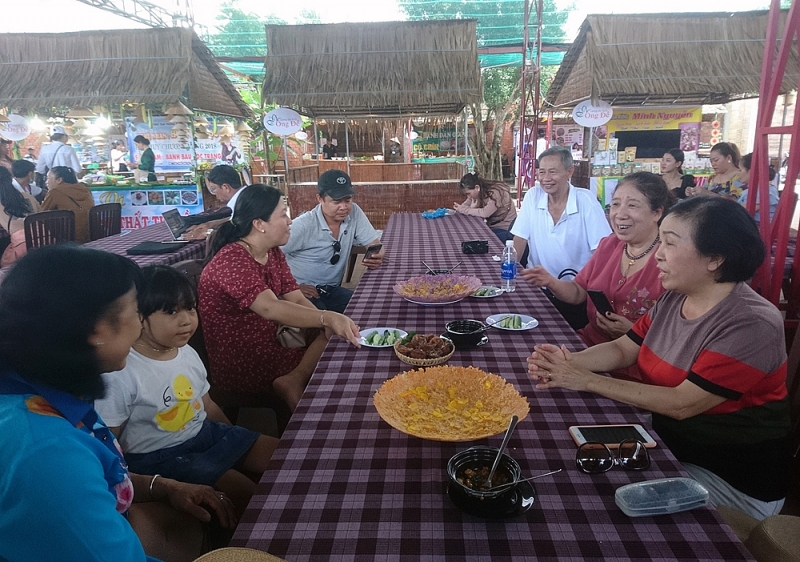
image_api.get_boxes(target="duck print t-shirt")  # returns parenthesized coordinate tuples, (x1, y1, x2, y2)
(95, 346, 210, 454)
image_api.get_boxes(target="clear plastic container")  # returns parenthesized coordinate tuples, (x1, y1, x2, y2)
(615, 477, 709, 517)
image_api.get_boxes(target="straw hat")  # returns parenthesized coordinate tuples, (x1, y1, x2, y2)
(193, 547, 286, 562)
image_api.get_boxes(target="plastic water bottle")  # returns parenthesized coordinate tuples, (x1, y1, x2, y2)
(501, 240, 517, 292)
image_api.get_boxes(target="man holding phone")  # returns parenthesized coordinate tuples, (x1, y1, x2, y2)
(281, 170, 384, 313)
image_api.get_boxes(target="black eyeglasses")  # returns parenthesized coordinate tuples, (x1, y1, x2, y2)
(330, 240, 341, 265)
(575, 439, 650, 474)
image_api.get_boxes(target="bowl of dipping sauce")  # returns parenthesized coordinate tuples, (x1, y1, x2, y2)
(447, 445, 521, 500)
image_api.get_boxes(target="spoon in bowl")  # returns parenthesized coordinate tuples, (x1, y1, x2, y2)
(483, 414, 519, 489)
(488, 468, 563, 492)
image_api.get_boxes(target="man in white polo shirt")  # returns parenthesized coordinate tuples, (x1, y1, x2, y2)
(35, 126, 82, 176)
(282, 169, 384, 313)
(511, 146, 610, 328)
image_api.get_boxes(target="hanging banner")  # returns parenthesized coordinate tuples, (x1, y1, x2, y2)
(194, 117, 246, 166)
(572, 100, 613, 127)
(126, 117, 193, 172)
(606, 108, 702, 133)
(263, 108, 302, 135)
(90, 185, 204, 231)
(0, 114, 32, 142)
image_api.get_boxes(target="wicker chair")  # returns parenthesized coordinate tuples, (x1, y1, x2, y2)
(23, 210, 75, 250)
(88, 203, 122, 241)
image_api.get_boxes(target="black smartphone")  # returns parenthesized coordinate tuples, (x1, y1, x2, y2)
(363, 244, 383, 260)
(587, 290, 614, 316)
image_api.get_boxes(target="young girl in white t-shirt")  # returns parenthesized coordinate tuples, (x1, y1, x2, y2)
(95, 265, 278, 517)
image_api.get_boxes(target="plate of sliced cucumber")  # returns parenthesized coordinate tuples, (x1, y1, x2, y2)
(360, 328, 408, 348)
(486, 314, 539, 331)
(471, 286, 504, 298)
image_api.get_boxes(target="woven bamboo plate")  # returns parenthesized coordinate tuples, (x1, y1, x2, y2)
(393, 337, 455, 366)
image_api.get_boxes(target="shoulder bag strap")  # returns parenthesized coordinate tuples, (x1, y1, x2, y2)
(65, 194, 83, 210)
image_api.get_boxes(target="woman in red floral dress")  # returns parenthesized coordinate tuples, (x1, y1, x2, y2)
(198, 184, 361, 411)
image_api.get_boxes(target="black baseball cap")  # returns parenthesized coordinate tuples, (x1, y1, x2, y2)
(317, 169, 356, 200)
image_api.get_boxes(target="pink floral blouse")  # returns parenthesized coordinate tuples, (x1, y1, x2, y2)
(573, 235, 664, 380)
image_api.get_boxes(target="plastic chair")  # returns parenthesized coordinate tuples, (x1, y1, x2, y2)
(88, 203, 122, 241)
(23, 210, 75, 250)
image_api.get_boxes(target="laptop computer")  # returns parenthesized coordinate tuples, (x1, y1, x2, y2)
(161, 208, 189, 241)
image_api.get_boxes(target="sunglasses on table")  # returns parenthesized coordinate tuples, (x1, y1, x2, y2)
(330, 240, 341, 265)
(575, 439, 650, 474)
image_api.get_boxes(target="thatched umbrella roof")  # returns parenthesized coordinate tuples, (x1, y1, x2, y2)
(546, 10, 798, 108)
(0, 28, 253, 118)
(262, 20, 483, 118)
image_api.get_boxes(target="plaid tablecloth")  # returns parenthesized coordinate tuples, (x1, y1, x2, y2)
(0, 223, 205, 285)
(232, 212, 750, 561)
(84, 222, 205, 267)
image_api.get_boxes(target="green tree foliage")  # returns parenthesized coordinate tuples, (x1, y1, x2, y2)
(400, 0, 570, 179)
(206, 1, 285, 58)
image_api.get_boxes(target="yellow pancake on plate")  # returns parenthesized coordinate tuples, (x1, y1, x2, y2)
(373, 365, 529, 441)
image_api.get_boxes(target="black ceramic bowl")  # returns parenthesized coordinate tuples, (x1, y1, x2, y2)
(426, 269, 451, 276)
(447, 446, 522, 500)
(445, 319, 486, 348)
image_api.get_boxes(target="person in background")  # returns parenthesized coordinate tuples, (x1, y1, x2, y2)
(528, 196, 790, 520)
(737, 152, 780, 225)
(220, 138, 241, 165)
(95, 266, 278, 519)
(281, 170, 384, 314)
(0, 246, 237, 562)
(23, 147, 37, 163)
(180, 164, 247, 241)
(454, 172, 517, 242)
(199, 184, 362, 411)
(41, 166, 95, 243)
(0, 167, 34, 268)
(523, 172, 673, 380)
(110, 140, 129, 173)
(321, 139, 337, 160)
(512, 146, 611, 329)
(535, 129, 548, 166)
(12, 159, 44, 205)
(36, 125, 82, 176)
(132, 135, 157, 183)
(660, 148, 696, 199)
(0, 139, 14, 173)
(690, 142, 741, 199)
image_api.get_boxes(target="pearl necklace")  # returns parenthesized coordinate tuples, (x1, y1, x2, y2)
(134, 341, 175, 354)
(620, 235, 660, 283)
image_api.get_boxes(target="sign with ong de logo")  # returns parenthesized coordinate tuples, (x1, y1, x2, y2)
(571, 100, 613, 128)
(0, 115, 32, 142)
(263, 108, 303, 136)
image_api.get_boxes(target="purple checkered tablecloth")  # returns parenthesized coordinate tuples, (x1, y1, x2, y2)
(84, 222, 205, 267)
(232, 213, 750, 561)
(0, 223, 205, 285)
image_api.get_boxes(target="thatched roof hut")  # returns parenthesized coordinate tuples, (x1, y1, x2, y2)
(546, 11, 799, 108)
(262, 20, 483, 118)
(0, 28, 253, 118)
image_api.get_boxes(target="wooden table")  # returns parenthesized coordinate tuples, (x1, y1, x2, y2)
(230, 213, 750, 561)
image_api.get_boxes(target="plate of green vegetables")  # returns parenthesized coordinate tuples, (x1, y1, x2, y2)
(485, 314, 538, 331)
(360, 328, 408, 348)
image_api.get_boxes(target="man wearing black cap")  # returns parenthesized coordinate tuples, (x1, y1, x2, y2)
(281, 169, 384, 313)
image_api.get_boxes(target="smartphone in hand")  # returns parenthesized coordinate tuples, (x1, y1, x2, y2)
(363, 244, 383, 260)
(587, 290, 614, 316)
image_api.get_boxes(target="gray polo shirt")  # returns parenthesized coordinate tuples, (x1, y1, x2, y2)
(281, 203, 379, 286)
